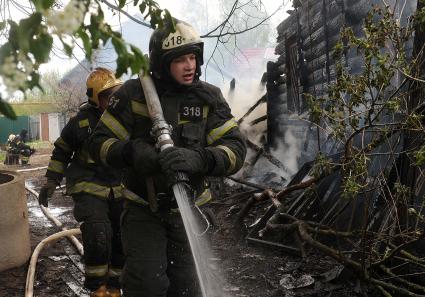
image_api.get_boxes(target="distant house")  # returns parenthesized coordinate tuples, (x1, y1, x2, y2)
(0, 102, 63, 144)
(232, 47, 278, 78)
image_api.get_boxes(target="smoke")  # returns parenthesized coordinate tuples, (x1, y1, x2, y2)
(220, 76, 291, 188)
(238, 127, 302, 189)
(271, 128, 302, 176)
(223, 75, 268, 147)
(217, 60, 303, 188)
(234, 114, 303, 189)
(224, 77, 266, 119)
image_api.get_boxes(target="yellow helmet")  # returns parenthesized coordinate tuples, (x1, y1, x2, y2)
(86, 67, 123, 106)
(8, 134, 16, 142)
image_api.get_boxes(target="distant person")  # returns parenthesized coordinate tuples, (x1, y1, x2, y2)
(38, 68, 124, 297)
(89, 19, 246, 297)
(4, 134, 19, 165)
(19, 129, 28, 143)
(14, 135, 35, 165)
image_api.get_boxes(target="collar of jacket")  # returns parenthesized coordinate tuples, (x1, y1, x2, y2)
(153, 79, 219, 111)
(79, 101, 103, 116)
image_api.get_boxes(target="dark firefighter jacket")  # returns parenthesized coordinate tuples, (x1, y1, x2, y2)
(89, 78, 246, 207)
(45, 102, 122, 198)
(16, 140, 34, 162)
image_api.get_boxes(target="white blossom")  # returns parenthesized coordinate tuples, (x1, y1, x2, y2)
(1, 56, 17, 76)
(89, 1, 99, 12)
(45, 0, 86, 36)
(0, 54, 34, 94)
(1, 70, 27, 93)
(18, 53, 34, 73)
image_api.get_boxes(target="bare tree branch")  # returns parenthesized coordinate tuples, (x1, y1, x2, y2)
(99, 0, 152, 28)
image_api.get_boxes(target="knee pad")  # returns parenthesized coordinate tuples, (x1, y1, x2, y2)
(81, 221, 112, 264)
(122, 260, 169, 296)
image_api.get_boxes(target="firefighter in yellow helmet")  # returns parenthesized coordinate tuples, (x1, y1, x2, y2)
(4, 134, 18, 165)
(38, 67, 124, 297)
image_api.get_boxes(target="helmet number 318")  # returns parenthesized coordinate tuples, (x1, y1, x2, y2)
(164, 36, 184, 48)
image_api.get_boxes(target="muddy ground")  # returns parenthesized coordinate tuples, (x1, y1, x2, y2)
(0, 148, 361, 297)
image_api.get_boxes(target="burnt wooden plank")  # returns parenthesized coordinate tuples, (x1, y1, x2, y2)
(275, 40, 286, 56)
(302, 15, 344, 49)
(300, 0, 344, 36)
(345, 0, 373, 25)
(303, 35, 340, 61)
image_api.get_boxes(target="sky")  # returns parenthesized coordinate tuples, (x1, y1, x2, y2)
(38, 0, 292, 75)
(2, 0, 292, 95)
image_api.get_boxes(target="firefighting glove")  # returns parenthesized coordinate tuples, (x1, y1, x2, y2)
(159, 147, 208, 177)
(132, 139, 160, 175)
(38, 179, 57, 207)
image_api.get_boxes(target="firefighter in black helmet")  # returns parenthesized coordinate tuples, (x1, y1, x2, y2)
(39, 68, 124, 297)
(89, 19, 246, 297)
(14, 135, 35, 165)
(148, 19, 204, 81)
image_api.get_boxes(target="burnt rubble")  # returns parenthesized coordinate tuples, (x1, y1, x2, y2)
(232, 0, 425, 296)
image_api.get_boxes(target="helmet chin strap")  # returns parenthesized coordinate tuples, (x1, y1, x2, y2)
(88, 99, 98, 107)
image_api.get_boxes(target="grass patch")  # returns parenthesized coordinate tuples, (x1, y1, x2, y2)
(0, 151, 5, 162)
(26, 140, 53, 150)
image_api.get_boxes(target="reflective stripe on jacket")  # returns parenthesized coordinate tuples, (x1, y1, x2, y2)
(67, 182, 123, 199)
(45, 102, 122, 198)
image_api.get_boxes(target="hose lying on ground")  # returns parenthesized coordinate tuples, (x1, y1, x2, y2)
(16, 166, 48, 172)
(25, 186, 84, 255)
(25, 228, 82, 297)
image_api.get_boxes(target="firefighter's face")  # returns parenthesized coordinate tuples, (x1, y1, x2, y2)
(169, 53, 196, 85)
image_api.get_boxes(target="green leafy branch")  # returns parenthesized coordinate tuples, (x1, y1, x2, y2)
(306, 5, 425, 201)
(0, 0, 174, 119)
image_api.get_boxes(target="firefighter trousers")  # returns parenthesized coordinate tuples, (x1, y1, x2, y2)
(73, 193, 124, 291)
(120, 201, 201, 297)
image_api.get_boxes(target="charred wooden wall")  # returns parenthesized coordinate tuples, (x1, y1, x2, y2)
(266, 0, 417, 165)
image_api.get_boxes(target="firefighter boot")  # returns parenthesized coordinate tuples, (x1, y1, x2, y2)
(90, 285, 109, 297)
(107, 287, 121, 297)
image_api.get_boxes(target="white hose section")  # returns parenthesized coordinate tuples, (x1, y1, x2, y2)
(25, 228, 82, 297)
(139, 70, 164, 122)
(16, 166, 48, 172)
(25, 186, 84, 255)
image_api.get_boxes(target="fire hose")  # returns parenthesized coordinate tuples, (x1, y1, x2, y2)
(25, 185, 84, 255)
(20, 164, 79, 251)
(16, 166, 48, 172)
(25, 228, 82, 297)
(25, 185, 84, 297)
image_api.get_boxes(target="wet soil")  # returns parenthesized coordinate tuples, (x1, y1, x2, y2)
(0, 149, 360, 297)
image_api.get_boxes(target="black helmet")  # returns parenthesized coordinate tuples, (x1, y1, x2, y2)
(149, 19, 204, 81)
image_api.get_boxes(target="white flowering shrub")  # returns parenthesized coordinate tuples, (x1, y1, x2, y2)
(44, 0, 86, 36)
(0, 0, 174, 119)
(0, 53, 36, 94)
